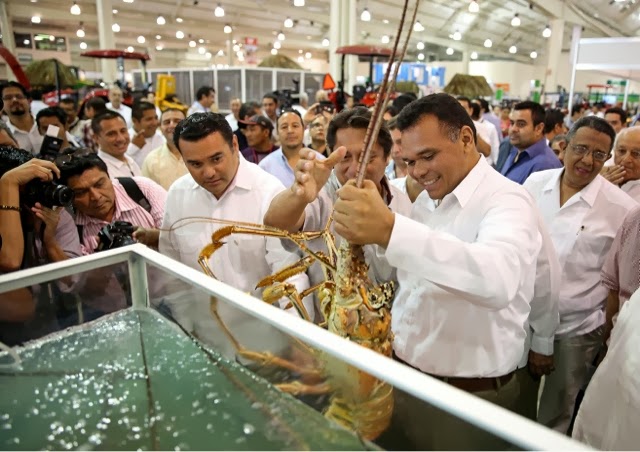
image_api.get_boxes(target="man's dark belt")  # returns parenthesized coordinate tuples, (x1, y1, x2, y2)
(393, 352, 515, 393)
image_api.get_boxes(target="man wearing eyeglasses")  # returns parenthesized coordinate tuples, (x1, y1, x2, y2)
(600, 126, 640, 202)
(523, 116, 637, 433)
(0, 82, 40, 155)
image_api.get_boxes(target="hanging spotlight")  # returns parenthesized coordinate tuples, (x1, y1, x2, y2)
(530, 50, 538, 58)
(452, 30, 462, 41)
(214, 3, 225, 17)
(198, 47, 206, 54)
(112, 23, 120, 32)
(284, 17, 294, 28)
(294, 0, 305, 6)
(79, 41, 87, 50)
(112, 9, 118, 13)
(509, 45, 517, 54)
(156, 44, 163, 51)
(217, 49, 224, 56)
(189, 40, 196, 47)
(223, 24, 232, 33)
(361, 8, 371, 21)
(122, 0, 133, 3)
(126, 46, 134, 52)
(271, 48, 278, 55)
(176, 30, 185, 39)
(417, 53, 425, 60)
(76, 22, 85, 37)
(137, 35, 145, 44)
(417, 42, 425, 50)
(198, 38, 205, 43)
(381, 35, 390, 44)
(542, 25, 551, 38)
(273, 40, 281, 49)
(297, 56, 304, 63)
(414, 21, 424, 32)
(277, 31, 285, 40)
(484, 38, 492, 48)
(511, 13, 520, 27)
(157, 15, 166, 25)
(31, 16, 41, 24)
(468, 0, 479, 13)
(446, 47, 454, 55)
(155, 34, 161, 39)
(305, 51, 311, 59)
(233, 44, 240, 51)
(322, 37, 329, 47)
(471, 51, 478, 59)
(205, 52, 212, 59)
(176, 17, 183, 22)
(70, 1, 81, 15)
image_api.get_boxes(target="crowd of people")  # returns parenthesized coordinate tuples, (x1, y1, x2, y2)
(1, 78, 639, 449)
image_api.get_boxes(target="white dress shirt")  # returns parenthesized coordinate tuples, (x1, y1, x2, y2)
(6, 119, 40, 154)
(572, 287, 640, 449)
(106, 102, 132, 128)
(225, 113, 239, 132)
(621, 178, 640, 202)
(387, 157, 542, 378)
(126, 127, 165, 168)
(524, 169, 637, 337)
(97, 149, 142, 178)
(474, 119, 500, 166)
(187, 101, 209, 117)
(389, 176, 407, 195)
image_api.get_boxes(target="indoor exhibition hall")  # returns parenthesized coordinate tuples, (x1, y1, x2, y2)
(0, 0, 639, 449)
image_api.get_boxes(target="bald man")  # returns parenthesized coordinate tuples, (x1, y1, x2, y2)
(601, 126, 640, 201)
(106, 85, 132, 128)
(225, 98, 241, 131)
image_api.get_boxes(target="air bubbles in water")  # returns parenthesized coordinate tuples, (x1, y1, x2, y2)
(242, 423, 255, 435)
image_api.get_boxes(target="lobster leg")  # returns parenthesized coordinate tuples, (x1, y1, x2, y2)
(276, 381, 332, 396)
(208, 297, 323, 379)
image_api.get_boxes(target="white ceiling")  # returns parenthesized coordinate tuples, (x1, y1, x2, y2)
(4, 0, 640, 66)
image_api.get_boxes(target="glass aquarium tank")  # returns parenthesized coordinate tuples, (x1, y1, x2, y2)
(0, 245, 587, 450)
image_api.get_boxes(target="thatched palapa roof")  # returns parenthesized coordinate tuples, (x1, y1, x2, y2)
(258, 54, 303, 70)
(24, 59, 79, 89)
(443, 74, 493, 98)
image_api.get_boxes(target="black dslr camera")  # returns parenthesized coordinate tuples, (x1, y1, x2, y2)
(23, 179, 74, 208)
(95, 221, 136, 252)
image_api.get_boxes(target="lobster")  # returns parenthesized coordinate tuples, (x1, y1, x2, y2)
(170, 0, 420, 440)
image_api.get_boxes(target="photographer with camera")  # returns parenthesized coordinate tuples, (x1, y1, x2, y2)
(0, 146, 82, 344)
(34, 107, 80, 155)
(58, 152, 167, 253)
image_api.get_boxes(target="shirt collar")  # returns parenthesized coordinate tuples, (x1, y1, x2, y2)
(522, 138, 549, 158)
(445, 156, 487, 208)
(7, 118, 37, 134)
(542, 169, 602, 207)
(190, 154, 252, 193)
(98, 149, 128, 168)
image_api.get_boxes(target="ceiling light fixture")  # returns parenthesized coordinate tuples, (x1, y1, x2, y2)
(530, 50, 538, 58)
(112, 23, 120, 32)
(284, 17, 294, 28)
(198, 47, 206, 54)
(484, 38, 492, 48)
(112, 8, 118, 13)
(297, 56, 304, 63)
(70, 1, 81, 15)
(123, 0, 133, 3)
(417, 53, 425, 60)
(511, 13, 520, 27)
(468, 0, 479, 13)
(509, 45, 517, 54)
(381, 35, 390, 44)
(305, 51, 311, 59)
(79, 41, 87, 49)
(452, 30, 462, 41)
(277, 31, 285, 40)
(176, 30, 185, 39)
(542, 25, 551, 37)
(223, 24, 232, 33)
(157, 15, 166, 25)
(155, 34, 161, 39)
(176, 17, 183, 22)
(471, 51, 478, 59)
(214, 3, 225, 17)
(414, 21, 424, 32)
(189, 40, 196, 47)
(322, 37, 329, 46)
(137, 35, 145, 44)
(76, 23, 85, 37)
(205, 52, 212, 58)
(31, 16, 41, 24)
(271, 48, 278, 55)
(417, 42, 425, 50)
(294, 0, 305, 6)
(126, 46, 134, 52)
(446, 47, 454, 55)
(361, 8, 371, 21)
(156, 44, 163, 51)
(273, 41, 281, 49)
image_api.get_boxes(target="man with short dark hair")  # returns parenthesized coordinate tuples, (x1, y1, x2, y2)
(604, 107, 627, 135)
(159, 112, 311, 320)
(565, 103, 584, 129)
(141, 108, 188, 190)
(59, 98, 83, 142)
(92, 111, 141, 177)
(457, 96, 495, 161)
(34, 107, 80, 152)
(525, 116, 636, 433)
(239, 114, 277, 164)
(1, 81, 39, 154)
(80, 97, 107, 152)
(127, 101, 164, 167)
(544, 108, 567, 144)
(187, 86, 215, 117)
(500, 101, 562, 184)
(475, 97, 503, 142)
(235, 101, 262, 151)
(328, 93, 548, 449)
(262, 93, 279, 130)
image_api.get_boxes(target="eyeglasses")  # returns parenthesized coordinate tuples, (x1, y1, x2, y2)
(2, 94, 27, 101)
(569, 144, 609, 162)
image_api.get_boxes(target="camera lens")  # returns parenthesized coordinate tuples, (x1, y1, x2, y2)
(43, 184, 75, 208)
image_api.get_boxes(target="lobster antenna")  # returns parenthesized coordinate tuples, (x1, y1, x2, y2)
(354, 0, 419, 188)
